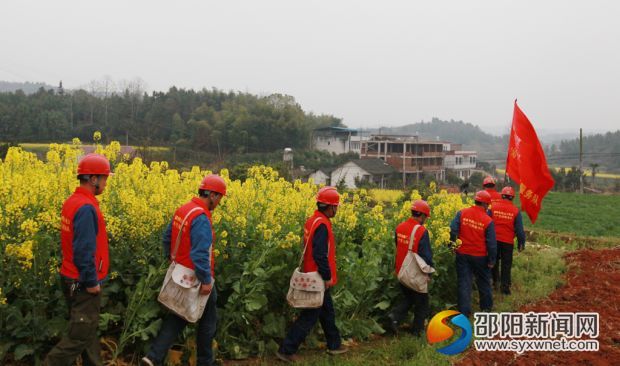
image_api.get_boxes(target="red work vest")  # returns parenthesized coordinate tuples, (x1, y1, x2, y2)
(491, 199, 519, 244)
(302, 210, 337, 285)
(170, 197, 216, 279)
(394, 218, 426, 274)
(456, 205, 492, 257)
(60, 187, 110, 281)
(486, 188, 503, 206)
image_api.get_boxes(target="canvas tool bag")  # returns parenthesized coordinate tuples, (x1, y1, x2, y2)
(158, 207, 213, 323)
(286, 217, 326, 309)
(397, 225, 436, 293)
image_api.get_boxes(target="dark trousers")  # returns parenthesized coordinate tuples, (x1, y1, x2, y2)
(45, 279, 102, 366)
(456, 253, 493, 317)
(147, 287, 218, 366)
(279, 290, 341, 355)
(389, 283, 429, 333)
(492, 242, 514, 291)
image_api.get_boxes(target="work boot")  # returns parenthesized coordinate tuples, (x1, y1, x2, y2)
(326, 346, 349, 355)
(275, 351, 300, 363)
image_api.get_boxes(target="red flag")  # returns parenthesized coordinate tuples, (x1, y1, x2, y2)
(506, 100, 555, 223)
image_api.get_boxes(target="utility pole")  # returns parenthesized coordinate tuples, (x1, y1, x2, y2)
(579, 128, 583, 194)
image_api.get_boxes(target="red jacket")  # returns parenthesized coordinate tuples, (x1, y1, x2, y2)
(485, 188, 503, 206)
(60, 187, 109, 281)
(394, 218, 426, 274)
(170, 197, 216, 278)
(491, 199, 519, 244)
(302, 210, 337, 285)
(456, 206, 493, 257)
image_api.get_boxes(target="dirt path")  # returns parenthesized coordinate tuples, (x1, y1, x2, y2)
(458, 247, 620, 366)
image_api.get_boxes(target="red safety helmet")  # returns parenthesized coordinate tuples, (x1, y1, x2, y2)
(77, 153, 111, 176)
(411, 200, 431, 217)
(483, 176, 496, 187)
(501, 186, 515, 197)
(474, 190, 492, 204)
(316, 186, 340, 206)
(199, 174, 227, 196)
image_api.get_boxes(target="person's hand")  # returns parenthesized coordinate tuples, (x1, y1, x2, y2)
(487, 263, 494, 269)
(200, 282, 213, 295)
(86, 284, 101, 294)
(325, 279, 335, 288)
(518, 243, 525, 252)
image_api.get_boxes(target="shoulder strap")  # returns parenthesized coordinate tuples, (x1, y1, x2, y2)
(298, 217, 323, 268)
(171, 206, 205, 262)
(407, 225, 421, 252)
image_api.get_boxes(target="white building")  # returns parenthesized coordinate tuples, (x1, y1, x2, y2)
(308, 168, 332, 185)
(444, 150, 477, 179)
(313, 127, 365, 155)
(330, 159, 396, 189)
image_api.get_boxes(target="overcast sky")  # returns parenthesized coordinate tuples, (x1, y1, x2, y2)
(1, 0, 618, 134)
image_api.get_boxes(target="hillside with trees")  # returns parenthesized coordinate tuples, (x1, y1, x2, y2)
(546, 130, 620, 172)
(0, 83, 343, 155)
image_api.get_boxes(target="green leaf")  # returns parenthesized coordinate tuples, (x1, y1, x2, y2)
(99, 313, 122, 331)
(0, 342, 15, 359)
(244, 294, 268, 312)
(140, 319, 163, 341)
(373, 300, 391, 310)
(13, 344, 34, 360)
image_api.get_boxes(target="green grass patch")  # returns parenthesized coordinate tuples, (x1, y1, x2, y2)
(517, 191, 620, 238)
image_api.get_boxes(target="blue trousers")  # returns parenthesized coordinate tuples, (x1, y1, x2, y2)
(456, 253, 493, 317)
(279, 290, 341, 355)
(146, 287, 218, 366)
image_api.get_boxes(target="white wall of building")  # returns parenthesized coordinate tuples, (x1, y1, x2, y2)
(330, 162, 369, 188)
(309, 170, 330, 185)
(314, 136, 349, 155)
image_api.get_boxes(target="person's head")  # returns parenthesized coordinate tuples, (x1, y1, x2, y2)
(411, 199, 431, 225)
(316, 186, 340, 218)
(483, 176, 496, 189)
(501, 186, 515, 201)
(198, 174, 227, 211)
(77, 153, 112, 195)
(474, 190, 491, 209)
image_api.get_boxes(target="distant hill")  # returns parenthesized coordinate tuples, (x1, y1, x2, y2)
(0, 81, 56, 94)
(373, 118, 508, 161)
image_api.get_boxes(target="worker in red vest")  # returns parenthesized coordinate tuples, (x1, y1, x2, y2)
(388, 200, 433, 336)
(483, 176, 502, 206)
(143, 175, 226, 366)
(45, 154, 112, 366)
(450, 190, 497, 317)
(490, 186, 526, 295)
(277, 187, 348, 363)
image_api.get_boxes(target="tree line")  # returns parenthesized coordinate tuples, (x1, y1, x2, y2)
(0, 81, 343, 154)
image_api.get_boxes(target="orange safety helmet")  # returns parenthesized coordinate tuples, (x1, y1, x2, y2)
(483, 176, 496, 187)
(411, 200, 431, 217)
(501, 186, 515, 197)
(474, 190, 492, 204)
(199, 174, 227, 196)
(316, 186, 340, 206)
(77, 153, 112, 176)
